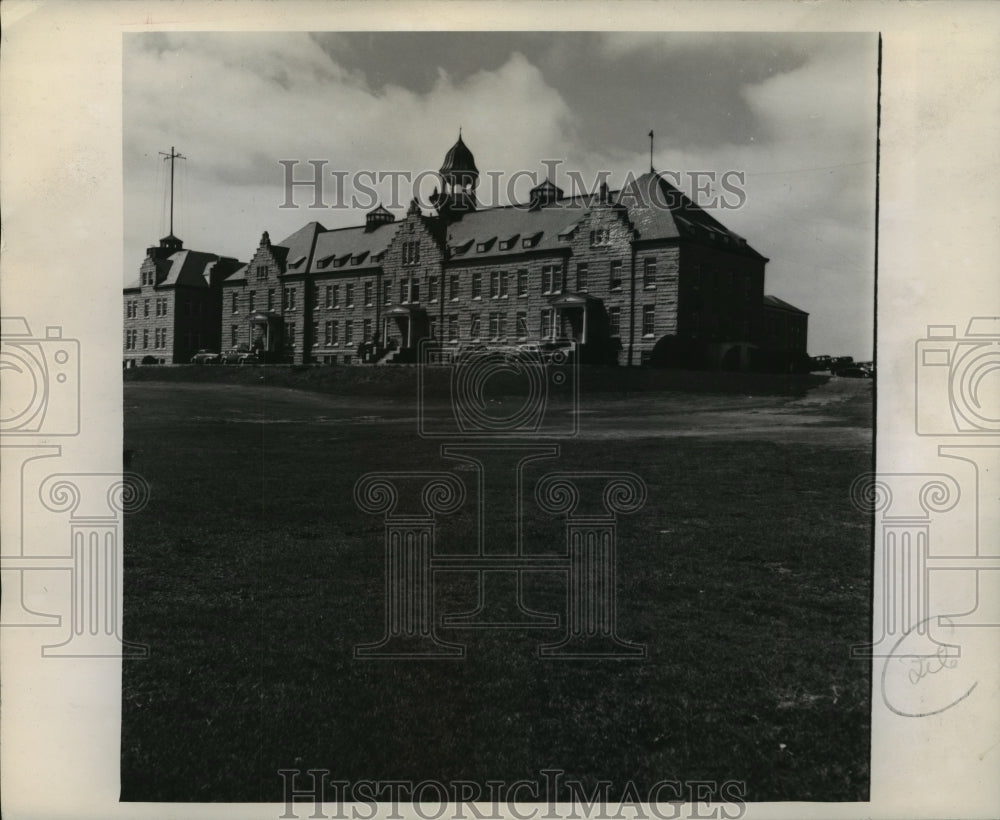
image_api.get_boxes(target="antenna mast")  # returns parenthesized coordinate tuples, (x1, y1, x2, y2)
(159, 146, 187, 236)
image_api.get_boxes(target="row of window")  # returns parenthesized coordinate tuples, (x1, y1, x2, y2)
(124, 328, 169, 350)
(125, 297, 176, 319)
(297, 306, 657, 346)
(224, 257, 660, 317)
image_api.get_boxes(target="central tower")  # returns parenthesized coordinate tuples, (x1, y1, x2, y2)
(431, 131, 479, 218)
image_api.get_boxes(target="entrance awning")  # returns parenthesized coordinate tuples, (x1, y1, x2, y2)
(384, 304, 428, 318)
(250, 311, 283, 325)
(548, 292, 602, 308)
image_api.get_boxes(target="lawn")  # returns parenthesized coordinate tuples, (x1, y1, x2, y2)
(120, 367, 872, 804)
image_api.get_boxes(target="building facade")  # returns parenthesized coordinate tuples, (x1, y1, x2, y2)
(127, 134, 808, 369)
(123, 234, 244, 366)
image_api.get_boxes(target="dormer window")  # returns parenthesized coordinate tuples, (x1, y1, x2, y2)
(498, 235, 520, 251)
(521, 232, 543, 249)
(476, 238, 496, 253)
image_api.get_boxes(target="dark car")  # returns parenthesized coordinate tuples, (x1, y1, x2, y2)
(810, 354, 832, 371)
(833, 365, 871, 378)
(221, 344, 249, 365)
(190, 350, 221, 365)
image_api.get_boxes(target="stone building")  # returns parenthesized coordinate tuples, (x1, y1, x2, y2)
(127, 134, 809, 369)
(123, 234, 243, 366)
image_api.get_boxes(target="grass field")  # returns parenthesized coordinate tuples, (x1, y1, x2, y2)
(121, 367, 872, 803)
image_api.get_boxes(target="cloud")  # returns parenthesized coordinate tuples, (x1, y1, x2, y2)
(124, 32, 877, 357)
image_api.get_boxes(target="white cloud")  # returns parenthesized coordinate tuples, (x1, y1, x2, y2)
(125, 32, 877, 357)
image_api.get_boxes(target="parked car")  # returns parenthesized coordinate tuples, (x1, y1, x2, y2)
(539, 339, 575, 363)
(237, 351, 260, 366)
(221, 344, 250, 364)
(833, 365, 871, 378)
(190, 350, 221, 364)
(809, 354, 832, 371)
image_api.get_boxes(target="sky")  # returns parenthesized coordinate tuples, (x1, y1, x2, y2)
(124, 31, 878, 359)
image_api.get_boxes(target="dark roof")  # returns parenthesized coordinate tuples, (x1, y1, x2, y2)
(446, 195, 592, 261)
(309, 222, 401, 273)
(762, 294, 808, 314)
(440, 133, 479, 177)
(274, 221, 325, 273)
(617, 172, 766, 258)
(223, 222, 325, 283)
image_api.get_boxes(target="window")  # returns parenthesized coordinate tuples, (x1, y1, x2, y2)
(384, 279, 392, 305)
(286, 323, 296, 345)
(363, 318, 373, 340)
(516, 311, 528, 338)
(642, 305, 656, 336)
(232, 293, 239, 313)
(268, 289, 275, 310)
(325, 321, 333, 346)
(609, 306, 621, 337)
(144, 299, 150, 318)
(427, 276, 438, 302)
(489, 312, 500, 340)
(576, 263, 589, 291)
(470, 313, 482, 340)
(410, 279, 420, 303)
(313, 284, 320, 305)
(540, 309, 553, 339)
(345, 320, 354, 345)
(402, 240, 420, 265)
(346, 283, 355, 307)
(325, 286, 332, 309)
(450, 274, 460, 300)
(290, 288, 297, 310)
(143, 329, 149, 349)
(590, 227, 610, 247)
(249, 291, 256, 312)
(471, 272, 482, 299)
(400, 278, 408, 303)
(333, 284, 340, 308)
(258, 264, 269, 280)
(517, 270, 528, 297)
(644, 258, 657, 288)
(542, 264, 562, 294)
(231, 325, 239, 346)
(447, 314, 458, 342)
(490, 271, 500, 298)
(331, 320, 339, 345)
(500, 271, 509, 298)
(610, 260, 623, 290)
(429, 316, 438, 339)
